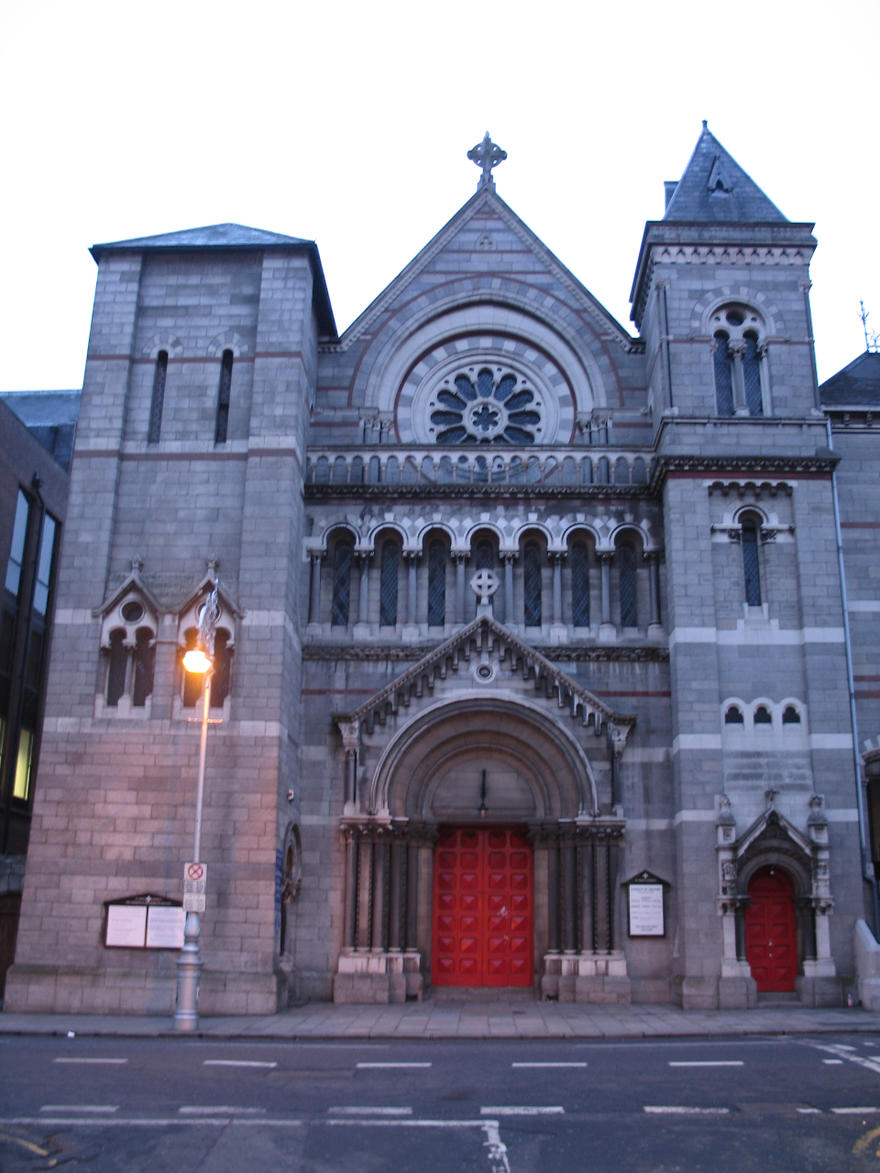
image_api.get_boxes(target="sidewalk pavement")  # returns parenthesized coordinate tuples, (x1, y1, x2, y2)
(2, 998, 879, 1041)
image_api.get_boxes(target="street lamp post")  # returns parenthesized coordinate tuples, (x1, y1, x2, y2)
(173, 582, 220, 1032)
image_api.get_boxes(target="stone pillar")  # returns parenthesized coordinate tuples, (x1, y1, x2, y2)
(551, 554, 563, 624)
(357, 553, 370, 624)
(578, 839, 594, 953)
(594, 839, 611, 952)
(728, 338, 747, 414)
(388, 839, 403, 952)
(406, 553, 418, 623)
(355, 835, 373, 951)
(502, 553, 515, 625)
(546, 838, 560, 954)
(405, 839, 420, 951)
(646, 552, 662, 631)
(308, 554, 322, 624)
(342, 832, 358, 950)
(454, 553, 467, 625)
(562, 838, 577, 953)
(371, 837, 386, 953)
(599, 553, 614, 638)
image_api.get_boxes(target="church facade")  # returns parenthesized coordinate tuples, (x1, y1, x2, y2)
(5, 126, 876, 1014)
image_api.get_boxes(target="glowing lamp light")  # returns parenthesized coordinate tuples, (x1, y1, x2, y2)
(182, 647, 212, 675)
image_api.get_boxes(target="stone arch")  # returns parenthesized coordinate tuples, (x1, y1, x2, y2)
(693, 287, 785, 339)
(368, 696, 599, 820)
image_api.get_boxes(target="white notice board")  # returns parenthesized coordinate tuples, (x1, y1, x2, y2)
(628, 883, 665, 937)
(145, 905, 185, 948)
(106, 904, 147, 947)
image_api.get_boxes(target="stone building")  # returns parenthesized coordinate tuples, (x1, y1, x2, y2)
(5, 125, 877, 1014)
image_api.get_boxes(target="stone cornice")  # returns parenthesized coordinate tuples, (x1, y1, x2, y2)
(305, 642, 668, 663)
(648, 452, 837, 494)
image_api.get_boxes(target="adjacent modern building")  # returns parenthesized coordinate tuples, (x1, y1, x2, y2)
(5, 126, 880, 1015)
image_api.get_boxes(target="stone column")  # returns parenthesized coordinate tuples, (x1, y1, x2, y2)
(357, 553, 370, 624)
(728, 338, 747, 414)
(308, 554, 322, 624)
(355, 834, 373, 951)
(371, 837, 386, 953)
(546, 837, 560, 954)
(599, 554, 613, 627)
(388, 838, 403, 952)
(561, 838, 577, 953)
(551, 554, 563, 624)
(342, 831, 358, 950)
(405, 838, 420, 952)
(502, 553, 515, 625)
(594, 838, 611, 953)
(646, 552, 662, 630)
(578, 839, 594, 953)
(454, 553, 468, 625)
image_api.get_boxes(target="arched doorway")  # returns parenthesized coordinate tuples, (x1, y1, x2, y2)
(745, 866, 797, 992)
(432, 826, 532, 988)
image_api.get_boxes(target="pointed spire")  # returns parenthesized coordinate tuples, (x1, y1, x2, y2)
(663, 122, 787, 223)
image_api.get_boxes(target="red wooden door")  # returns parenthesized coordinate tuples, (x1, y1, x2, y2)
(432, 828, 533, 987)
(745, 867, 797, 992)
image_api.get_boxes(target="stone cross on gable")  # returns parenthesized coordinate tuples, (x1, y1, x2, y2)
(468, 132, 507, 190)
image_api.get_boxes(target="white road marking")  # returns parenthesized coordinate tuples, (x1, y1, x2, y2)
(644, 1106, 730, 1115)
(40, 1105, 118, 1113)
(823, 1059, 844, 1065)
(813, 1044, 880, 1077)
(52, 1057, 128, 1065)
(179, 1106, 267, 1115)
(797, 1108, 822, 1114)
(356, 1062, 431, 1069)
(668, 1061, 744, 1068)
(329, 1107, 413, 1116)
(832, 1107, 880, 1115)
(202, 1060, 278, 1069)
(4, 1116, 305, 1128)
(511, 1062, 587, 1069)
(480, 1106, 564, 1116)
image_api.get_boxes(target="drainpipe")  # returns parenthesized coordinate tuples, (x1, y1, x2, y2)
(826, 416, 880, 936)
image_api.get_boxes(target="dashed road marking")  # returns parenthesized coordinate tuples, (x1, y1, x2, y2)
(179, 1106, 267, 1115)
(329, 1107, 413, 1116)
(481, 1106, 564, 1116)
(823, 1059, 844, 1065)
(668, 1060, 744, 1068)
(511, 1062, 587, 1069)
(356, 1062, 431, 1069)
(644, 1106, 730, 1115)
(832, 1107, 880, 1115)
(40, 1104, 118, 1113)
(52, 1057, 128, 1065)
(202, 1060, 278, 1069)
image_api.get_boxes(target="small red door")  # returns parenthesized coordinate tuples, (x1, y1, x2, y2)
(745, 867, 797, 992)
(432, 828, 532, 987)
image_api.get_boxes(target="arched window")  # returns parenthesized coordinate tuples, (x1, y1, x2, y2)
(211, 630, 232, 707)
(524, 541, 542, 626)
(743, 332, 763, 417)
(710, 304, 766, 417)
(148, 350, 167, 443)
(100, 594, 157, 710)
(754, 704, 772, 725)
(106, 630, 127, 707)
(131, 629, 155, 708)
(782, 704, 801, 725)
(379, 540, 400, 626)
(618, 543, 638, 627)
(181, 628, 203, 708)
(427, 539, 447, 627)
(741, 515, 762, 606)
(331, 540, 354, 627)
(713, 333, 734, 416)
(571, 541, 590, 627)
(724, 705, 745, 725)
(476, 540, 494, 570)
(215, 349, 233, 444)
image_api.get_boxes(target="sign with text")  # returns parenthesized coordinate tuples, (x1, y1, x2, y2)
(104, 895, 184, 949)
(628, 882, 665, 937)
(183, 862, 207, 912)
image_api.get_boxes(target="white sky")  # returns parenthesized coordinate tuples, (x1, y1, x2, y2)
(1, 0, 877, 391)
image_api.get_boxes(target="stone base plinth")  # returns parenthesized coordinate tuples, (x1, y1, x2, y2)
(332, 951, 423, 1004)
(541, 952, 631, 1004)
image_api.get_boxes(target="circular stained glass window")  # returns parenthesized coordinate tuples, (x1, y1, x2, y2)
(429, 367, 542, 445)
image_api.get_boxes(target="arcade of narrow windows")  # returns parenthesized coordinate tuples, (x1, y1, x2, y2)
(311, 527, 662, 634)
(711, 304, 766, 418)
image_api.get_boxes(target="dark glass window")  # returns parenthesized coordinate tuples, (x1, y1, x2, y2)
(4, 491, 29, 597)
(724, 705, 744, 725)
(476, 540, 494, 570)
(148, 350, 168, 443)
(741, 517, 762, 606)
(713, 333, 734, 417)
(379, 542, 400, 626)
(743, 333, 763, 416)
(211, 630, 232, 706)
(754, 705, 772, 724)
(427, 539, 446, 626)
(215, 349, 233, 444)
(106, 630, 127, 707)
(524, 542, 542, 626)
(619, 544, 638, 627)
(132, 629, 155, 707)
(571, 542, 590, 627)
(33, 513, 57, 617)
(782, 704, 801, 725)
(331, 541, 353, 627)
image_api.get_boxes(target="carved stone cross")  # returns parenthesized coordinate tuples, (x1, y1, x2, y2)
(470, 568, 500, 606)
(467, 132, 507, 190)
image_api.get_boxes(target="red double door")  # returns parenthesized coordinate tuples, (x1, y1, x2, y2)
(745, 867, 797, 992)
(432, 828, 533, 987)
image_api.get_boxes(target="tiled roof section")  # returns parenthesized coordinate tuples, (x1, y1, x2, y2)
(90, 223, 337, 338)
(820, 351, 880, 406)
(89, 223, 311, 254)
(664, 123, 787, 224)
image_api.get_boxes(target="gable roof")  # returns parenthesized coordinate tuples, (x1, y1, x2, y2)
(663, 122, 787, 224)
(90, 223, 336, 337)
(336, 185, 637, 352)
(338, 613, 636, 749)
(819, 351, 880, 406)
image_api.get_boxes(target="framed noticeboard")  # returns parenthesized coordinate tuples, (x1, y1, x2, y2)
(104, 894, 184, 949)
(625, 871, 668, 938)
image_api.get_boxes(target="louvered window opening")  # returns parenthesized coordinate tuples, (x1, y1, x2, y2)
(619, 545, 638, 627)
(427, 540, 446, 626)
(331, 543, 353, 626)
(571, 542, 590, 627)
(379, 543, 400, 626)
(524, 542, 542, 626)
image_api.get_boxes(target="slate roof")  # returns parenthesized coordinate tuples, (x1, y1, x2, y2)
(663, 122, 787, 224)
(89, 223, 337, 337)
(819, 351, 880, 406)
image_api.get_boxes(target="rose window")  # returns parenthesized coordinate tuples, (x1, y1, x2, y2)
(429, 367, 542, 444)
